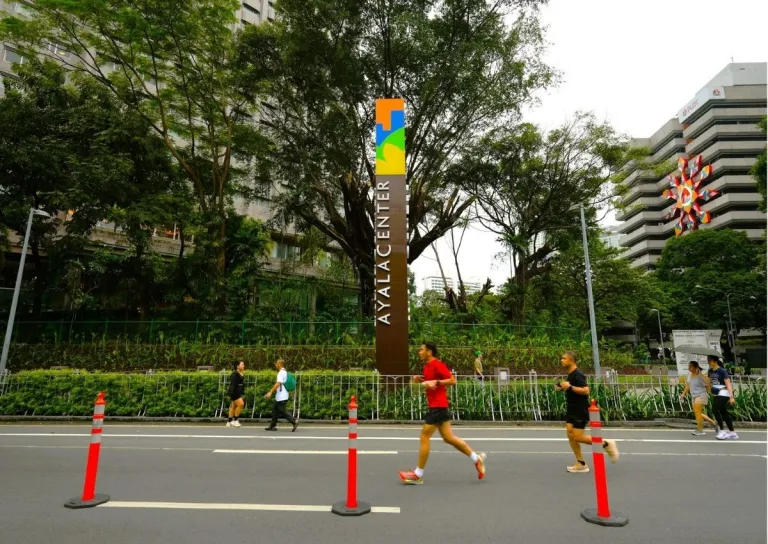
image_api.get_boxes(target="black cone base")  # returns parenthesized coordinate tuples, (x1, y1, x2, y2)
(64, 494, 110, 509)
(331, 500, 371, 516)
(581, 508, 629, 527)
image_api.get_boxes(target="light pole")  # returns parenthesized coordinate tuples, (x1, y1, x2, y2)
(695, 285, 756, 354)
(651, 309, 664, 363)
(0, 208, 50, 375)
(575, 204, 601, 379)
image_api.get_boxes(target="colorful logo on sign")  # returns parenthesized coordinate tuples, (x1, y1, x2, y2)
(662, 155, 718, 236)
(375, 99, 405, 176)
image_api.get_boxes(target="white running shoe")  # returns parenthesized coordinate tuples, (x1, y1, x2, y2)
(727, 432, 739, 440)
(691, 430, 706, 436)
(232, 420, 242, 428)
(226, 421, 232, 427)
(715, 430, 729, 440)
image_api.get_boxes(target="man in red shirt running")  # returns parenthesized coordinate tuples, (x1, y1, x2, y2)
(399, 342, 486, 485)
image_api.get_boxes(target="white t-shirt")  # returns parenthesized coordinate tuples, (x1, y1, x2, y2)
(275, 368, 289, 402)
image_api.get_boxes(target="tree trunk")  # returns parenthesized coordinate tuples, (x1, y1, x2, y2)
(356, 263, 375, 318)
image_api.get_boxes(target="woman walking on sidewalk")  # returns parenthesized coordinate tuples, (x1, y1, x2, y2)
(707, 355, 738, 440)
(680, 361, 717, 436)
(227, 360, 246, 427)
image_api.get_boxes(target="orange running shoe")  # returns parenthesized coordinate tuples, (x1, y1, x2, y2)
(398, 470, 423, 485)
(474, 452, 487, 480)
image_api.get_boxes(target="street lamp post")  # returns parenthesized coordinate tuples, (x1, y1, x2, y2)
(0, 208, 50, 376)
(695, 284, 757, 354)
(651, 309, 664, 363)
(577, 204, 602, 379)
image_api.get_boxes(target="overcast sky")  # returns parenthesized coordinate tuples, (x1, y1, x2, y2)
(411, 0, 768, 293)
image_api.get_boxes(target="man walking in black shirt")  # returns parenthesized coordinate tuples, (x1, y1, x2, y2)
(555, 351, 619, 473)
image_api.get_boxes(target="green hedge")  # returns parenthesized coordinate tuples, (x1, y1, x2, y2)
(7, 341, 639, 374)
(0, 370, 764, 422)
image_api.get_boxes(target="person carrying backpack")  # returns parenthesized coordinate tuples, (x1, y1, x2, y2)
(264, 359, 298, 432)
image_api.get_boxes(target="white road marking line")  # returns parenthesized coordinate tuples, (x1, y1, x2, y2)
(428, 450, 767, 459)
(0, 433, 765, 444)
(2, 424, 764, 433)
(0, 444, 763, 458)
(213, 449, 397, 455)
(98, 501, 400, 514)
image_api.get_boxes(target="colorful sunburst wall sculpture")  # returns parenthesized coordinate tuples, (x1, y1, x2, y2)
(662, 155, 719, 236)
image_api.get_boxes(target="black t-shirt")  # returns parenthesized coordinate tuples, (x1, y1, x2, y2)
(229, 371, 245, 399)
(565, 368, 589, 416)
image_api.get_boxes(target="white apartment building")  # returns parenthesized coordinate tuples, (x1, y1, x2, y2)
(600, 226, 622, 250)
(422, 276, 483, 295)
(617, 63, 767, 269)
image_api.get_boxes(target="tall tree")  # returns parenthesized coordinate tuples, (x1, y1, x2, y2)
(453, 112, 627, 322)
(0, 59, 182, 316)
(237, 0, 554, 316)
(1, 0, 267, 311)
(653, 229, 766, 334)
(523, 234, 662, 332)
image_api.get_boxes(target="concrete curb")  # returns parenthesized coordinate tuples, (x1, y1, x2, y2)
(0, 415, 765, 428)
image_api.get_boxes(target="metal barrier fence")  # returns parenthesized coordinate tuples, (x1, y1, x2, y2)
(0, 320, 582, 346)
(0, 372, 765, 422)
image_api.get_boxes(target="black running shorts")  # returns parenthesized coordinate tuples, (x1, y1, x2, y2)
(566, 413, 588, 429)
(425, 408, 452, 426)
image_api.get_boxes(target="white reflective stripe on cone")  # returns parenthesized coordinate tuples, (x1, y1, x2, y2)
(348, 423, 357, 435)
(92, 419, 103, 429)
(94, 404, 105, 415)
(348, 437, 357, 450)
(90, 433, 102, 444)
(349, 410, 357, 419)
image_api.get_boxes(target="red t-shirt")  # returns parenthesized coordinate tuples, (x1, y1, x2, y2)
(423, 358, 452, 409)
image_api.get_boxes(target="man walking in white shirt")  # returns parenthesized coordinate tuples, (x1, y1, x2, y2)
(264, 359, 298, 432)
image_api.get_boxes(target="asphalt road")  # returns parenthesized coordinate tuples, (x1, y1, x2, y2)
(0, 423, 765, 544)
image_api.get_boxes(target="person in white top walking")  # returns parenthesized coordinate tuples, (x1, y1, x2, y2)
(264, 359, 298, 432)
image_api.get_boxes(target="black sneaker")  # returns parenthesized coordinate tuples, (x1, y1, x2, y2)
(292, 420, 299, 432)
(265, 426, 277, 431)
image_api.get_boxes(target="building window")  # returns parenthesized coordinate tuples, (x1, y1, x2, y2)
(4, 49, 26, 66)
(272, 243, 300, 260)
(47, 43, 70, 59)
(243, 2, 260, 14)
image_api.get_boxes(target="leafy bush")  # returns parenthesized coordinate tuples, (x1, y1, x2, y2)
(1, 370, 764, 422)
(7, 341, 638, 373)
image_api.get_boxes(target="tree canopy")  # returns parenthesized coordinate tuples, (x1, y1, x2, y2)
(453, 112, 628, 322)
(1, 0, 269, 307)
(652, 229, 766, 334)
(236, 0, 555, 316)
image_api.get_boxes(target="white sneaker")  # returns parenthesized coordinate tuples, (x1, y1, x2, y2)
(226, 421, 232, 427)
(715, 430, 728, 440)
(727, 432, 738, 440)
(232, 420, 242, 428)
(691, 430, 706, 436)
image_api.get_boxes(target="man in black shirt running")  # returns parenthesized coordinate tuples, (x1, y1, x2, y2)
(555, 351, 619, 473)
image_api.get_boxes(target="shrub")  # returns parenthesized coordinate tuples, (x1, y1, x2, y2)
(0, 370, 764, 422)
(7, 341, 637, 373)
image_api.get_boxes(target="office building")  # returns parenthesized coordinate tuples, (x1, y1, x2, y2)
(600, 226, 622, 250)
(617, 63, 767, 269)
